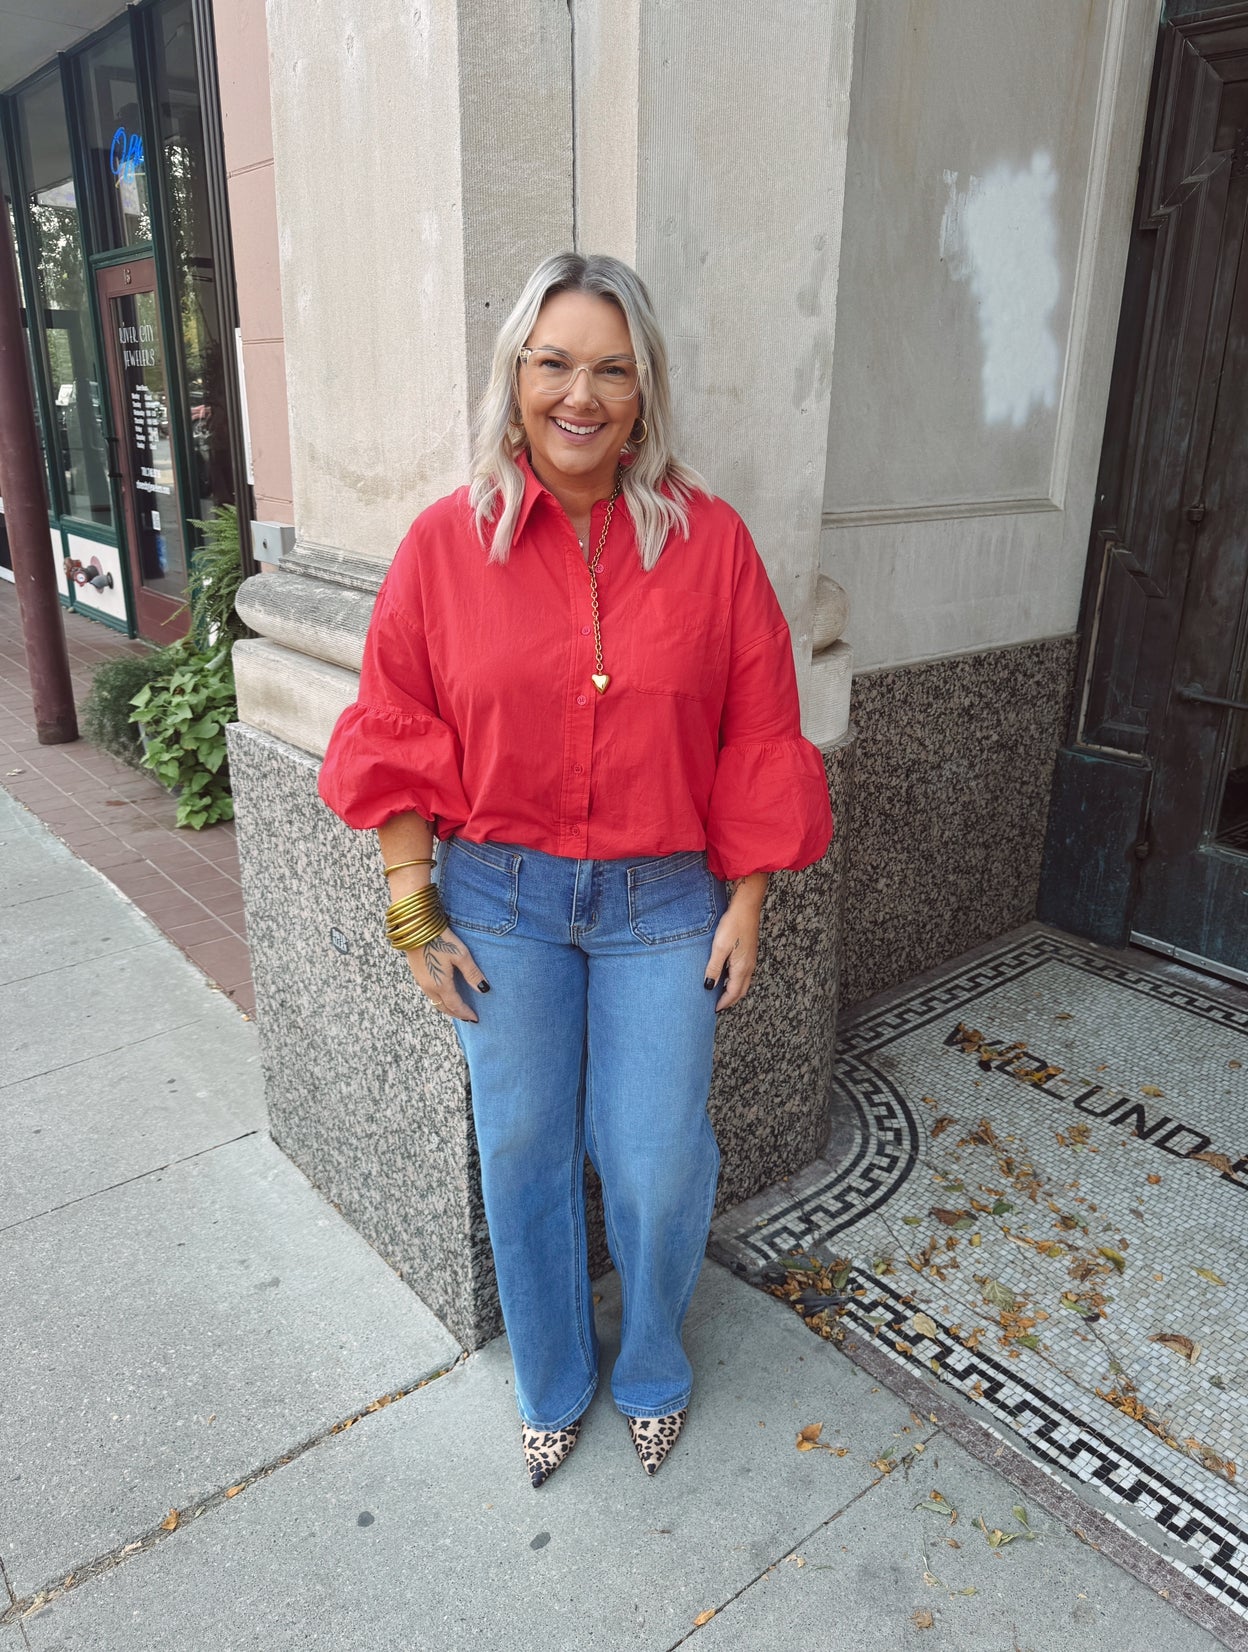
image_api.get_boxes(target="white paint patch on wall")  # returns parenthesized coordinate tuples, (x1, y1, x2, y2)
(940, 151, 1061, 429)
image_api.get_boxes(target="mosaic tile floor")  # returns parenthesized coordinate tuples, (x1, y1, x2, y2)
(711, 926, 1248, 1621)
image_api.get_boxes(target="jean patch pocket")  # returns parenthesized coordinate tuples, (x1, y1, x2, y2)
(437, 836, 521, 934)
(627, 850, 718, 945)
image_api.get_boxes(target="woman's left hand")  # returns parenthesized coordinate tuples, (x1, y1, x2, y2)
(705, 876, 768, 1011)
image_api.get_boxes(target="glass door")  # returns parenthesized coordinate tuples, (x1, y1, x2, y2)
(96, 257, 189, 640)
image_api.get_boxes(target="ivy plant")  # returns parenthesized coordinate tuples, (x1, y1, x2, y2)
(129, 645, 236, 830)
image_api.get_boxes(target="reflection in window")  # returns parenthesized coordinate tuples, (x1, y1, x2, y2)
(154, 0, 235, 516)
(80, 24, 152, 251)
(15, 72, 113, 528)
(1, 122, 51, 537)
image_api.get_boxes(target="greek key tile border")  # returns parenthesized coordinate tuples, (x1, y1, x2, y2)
(710, 927, 1248, 1620)
(841, 931, 1248, 1060)
(840, 1271, 1248, 1617)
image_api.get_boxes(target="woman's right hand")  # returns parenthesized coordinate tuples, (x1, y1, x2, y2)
(404, 924, 490, 1021)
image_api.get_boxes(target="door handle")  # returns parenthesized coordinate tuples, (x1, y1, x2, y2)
(104, 432, 121, 482)
(1176, 683, 1248, 712)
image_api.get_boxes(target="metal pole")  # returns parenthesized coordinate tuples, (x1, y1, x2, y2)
(0, 202, 77, 744)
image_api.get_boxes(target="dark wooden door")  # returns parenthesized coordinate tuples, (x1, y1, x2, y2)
(1040, 10, 1248, 981)
(1132, 173, 1248, 967)
(96, 258, 189, 642)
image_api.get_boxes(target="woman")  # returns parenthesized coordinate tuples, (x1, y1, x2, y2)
(318, 252, 833, 1488)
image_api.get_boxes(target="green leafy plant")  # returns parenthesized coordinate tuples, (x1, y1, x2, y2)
(129, 644, 236, 829)
(81, 646, 179, 768)
(182, 503, 251, 652)
(123, 504, 251, 829)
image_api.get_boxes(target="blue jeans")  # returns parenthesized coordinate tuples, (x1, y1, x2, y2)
(435, 834, 728, 1430)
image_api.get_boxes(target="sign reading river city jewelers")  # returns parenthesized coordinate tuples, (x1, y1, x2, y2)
(944, 1020, 1248, 1182)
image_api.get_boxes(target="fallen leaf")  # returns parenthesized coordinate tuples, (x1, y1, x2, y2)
(1098, 1247, 1127, 1274)
(1152, 1333, 1200, 1363)
(1141, 1085, 1165, 1097)
(225, 1485, 243, 1498)
(931, 1115, 957, 1138)
(1147, 1174, 1161, 1185)
(796, 1422, 824, 1450)
(693, 1609, 716, 1627)
(912, 1609, 934, 1630)
(916, 1497, 954, 1518)
(1195, 1268, 1227, 1287)
(978, 1277, 1018, 1312)
(1192, 1151, 1237, 1177)
(160, 1508, 179, 1531)
(911, 1312, 940, 1340)
(932, 1208, 971, 1227)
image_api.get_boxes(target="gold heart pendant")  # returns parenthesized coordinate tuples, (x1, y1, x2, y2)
(591, 673, 610, 694)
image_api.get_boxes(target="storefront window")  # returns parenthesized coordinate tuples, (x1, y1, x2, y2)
(14, 71, 113, 528)
(80, 25, 152, 251)
(1, 125, 51, 536)
(153, 0, 234, 513)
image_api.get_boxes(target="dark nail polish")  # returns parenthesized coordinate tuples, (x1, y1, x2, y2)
(704, 977, 715, 989)
(477, 979, 491, 993)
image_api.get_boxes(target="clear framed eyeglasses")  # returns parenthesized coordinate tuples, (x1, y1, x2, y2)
(517, 348, 643, 401)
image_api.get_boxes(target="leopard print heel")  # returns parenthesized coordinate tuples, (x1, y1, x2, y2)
(521, 1419, 583, 1488)
(626, 1409, 687, 1476)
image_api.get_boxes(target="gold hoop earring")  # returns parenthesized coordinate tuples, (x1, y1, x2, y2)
(507, 407, 527, 445)
(630, 416, 649, 447)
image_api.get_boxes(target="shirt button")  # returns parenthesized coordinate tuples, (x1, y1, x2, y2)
(576, 693, 587, 706)
(573, 762, 584, 774)
(580, 625, 591, 635)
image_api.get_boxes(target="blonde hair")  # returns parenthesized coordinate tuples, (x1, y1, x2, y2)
(469, 252, 706, 571)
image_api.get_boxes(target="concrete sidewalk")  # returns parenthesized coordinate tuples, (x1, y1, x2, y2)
(0, 787, 1229, 1650)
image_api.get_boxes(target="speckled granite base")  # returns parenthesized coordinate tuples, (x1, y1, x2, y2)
(839, 636, 1077, 1009)
(227, 722, 852, 1347)
(226, 724, 497, 1349)
(708, 730, 854, 1210)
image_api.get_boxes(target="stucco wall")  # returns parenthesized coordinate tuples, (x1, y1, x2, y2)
(822, 0, 1162, 671)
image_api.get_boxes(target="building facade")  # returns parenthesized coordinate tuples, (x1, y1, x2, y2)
(5, 0, 1247, 1350)
(0, 0, 252, 640)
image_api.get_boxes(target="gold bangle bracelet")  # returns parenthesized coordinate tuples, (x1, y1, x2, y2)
(388, 919, 450, 951)
(383, 859, 436, 876)
(385, 898, 442, 925)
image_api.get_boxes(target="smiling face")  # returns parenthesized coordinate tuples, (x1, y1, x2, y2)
(516, 290, 640, 501)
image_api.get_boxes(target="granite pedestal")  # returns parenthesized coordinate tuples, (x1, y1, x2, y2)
(227, 723, 852, 1348)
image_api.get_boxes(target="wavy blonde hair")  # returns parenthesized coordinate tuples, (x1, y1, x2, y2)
(469, 252, 706, 570)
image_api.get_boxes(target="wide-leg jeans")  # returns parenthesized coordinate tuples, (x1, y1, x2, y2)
(434, 834, 728, 1431)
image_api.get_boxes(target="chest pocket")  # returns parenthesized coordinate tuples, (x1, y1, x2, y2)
(621, 586, 728, 700)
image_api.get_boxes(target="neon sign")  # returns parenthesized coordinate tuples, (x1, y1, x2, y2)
(109, 127, 144, 189)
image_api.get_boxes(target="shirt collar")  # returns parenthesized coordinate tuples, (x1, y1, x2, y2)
(512, 449, 550, 544)
(511, 448, 637, 545)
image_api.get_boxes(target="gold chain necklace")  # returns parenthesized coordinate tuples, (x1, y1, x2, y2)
(585, 477, 623, 694)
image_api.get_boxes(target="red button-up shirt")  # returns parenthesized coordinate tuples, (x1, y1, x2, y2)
(317, 456, 833, 880)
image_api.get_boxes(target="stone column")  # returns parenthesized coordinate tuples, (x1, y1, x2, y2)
(574, 0, 858, 1202)
(229, 0, 859, 1346)
(228, 0, 574, 1348)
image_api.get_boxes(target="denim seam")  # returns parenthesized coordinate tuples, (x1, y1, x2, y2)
(626, 876, 717, 946)
(619, 1112, 719, 1420)
(441, 839, 520, 933)
(585, 1058, 633, 1385)
(568, 1052, 598, 1382)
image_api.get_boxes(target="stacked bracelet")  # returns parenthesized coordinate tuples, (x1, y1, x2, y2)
(385, 884, 450, 951)
(383, 858, 436, 876)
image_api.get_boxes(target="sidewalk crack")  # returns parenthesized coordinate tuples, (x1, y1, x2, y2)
(661, 1432, 945, 1649)
(0, 1357, 468, 1629)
